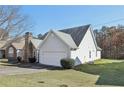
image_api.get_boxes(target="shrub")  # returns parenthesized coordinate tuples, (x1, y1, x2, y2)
(60, 58, 75, 69)
(28, 57, 36, 63)
(17, 56, 22, 62)
(8, 57, 18, 63)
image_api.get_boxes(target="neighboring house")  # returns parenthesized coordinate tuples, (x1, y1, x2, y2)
(0, 37, 26, 60)
(39, 24, 102, 67)
(6, 39, 25, 60)
(30, 38, 43, 62)
(0, 32, 42, 62)
(24, 32, 42, 62)
(0, 41, 7, 58)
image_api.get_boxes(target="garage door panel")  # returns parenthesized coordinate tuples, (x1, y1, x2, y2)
(42, 51, 67, 67)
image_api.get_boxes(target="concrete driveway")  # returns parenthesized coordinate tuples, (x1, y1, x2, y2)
(0, 63, 57, 76)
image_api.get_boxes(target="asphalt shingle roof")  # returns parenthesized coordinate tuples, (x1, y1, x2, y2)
(42, 24, 90, 47)
(0, 41, 7, 50)
(12, 41, 25, 49)
(59, 24, 90, 46)
(31, 38, 43, 49)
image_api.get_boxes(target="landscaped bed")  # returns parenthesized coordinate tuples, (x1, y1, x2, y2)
(0, 59, 124, 87)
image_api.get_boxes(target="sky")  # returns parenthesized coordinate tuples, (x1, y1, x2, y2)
(20, 5, 124, 36)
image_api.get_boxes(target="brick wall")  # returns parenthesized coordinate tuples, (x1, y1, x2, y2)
(24, 32, 33, 62)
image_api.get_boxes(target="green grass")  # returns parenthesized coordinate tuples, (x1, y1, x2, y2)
(0, 59, 17, 68)
(0, 59, 124, 87)
(74, 59, 124, 86)
(0, 70, 99, 87)
(94, 59, 124, 64)
(0, 59, 8, 64)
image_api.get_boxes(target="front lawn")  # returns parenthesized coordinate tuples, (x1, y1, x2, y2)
(0, 59, 124, 87)
(75, 59, 124, 86)
(0, 69, 98, 87)
(94, 59, 124, 64)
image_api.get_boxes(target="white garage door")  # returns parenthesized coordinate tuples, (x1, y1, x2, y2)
(42, 51, 67, 67)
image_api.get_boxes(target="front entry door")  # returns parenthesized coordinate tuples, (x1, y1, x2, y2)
(8, 46, 17, 63)
(8, 47, 15, 58)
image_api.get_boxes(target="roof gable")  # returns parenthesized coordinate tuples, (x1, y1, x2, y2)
(0, 41, 7, 50)
(59, 24, 90, 46)
(30, 39, 43, 49)
(12, 41, 25, 49)
(89, 27, 102, 51)
(54, 31, 77, 49)
(41, 24, 90, 47)
(39, 30, 77, 49)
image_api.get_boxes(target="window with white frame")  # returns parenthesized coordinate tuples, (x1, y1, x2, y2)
(8, 47, 14, 57)
(8, 47, 14, 54)
(89, 51, 91, 58)
(96, 51, 97, 57)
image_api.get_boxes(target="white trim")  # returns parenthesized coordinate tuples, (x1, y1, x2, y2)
(89, 25, 100, 51)
(39, 31, 52, 49)
(39, 30, 72, 49)
(52, 31, 73, 49)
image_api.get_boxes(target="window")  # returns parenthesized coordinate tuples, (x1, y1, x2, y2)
(34, 51, 35, 57)
(89, 51, 91, 58)
(17, 49, 22, 57)
(8, 47, 14, 57)
(8, 47, 14, 54)
(96, 51, 97, 57)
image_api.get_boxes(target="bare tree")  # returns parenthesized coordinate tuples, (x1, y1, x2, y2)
(0, 6, 32, 41)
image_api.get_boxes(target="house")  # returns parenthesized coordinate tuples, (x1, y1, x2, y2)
(24, 32, 42, 62)
(0, 32, 42, 62)
(0, 41, 7, 58)
(39, 24, 102, 67)
(0, 24, 101, 66)
(6, 38, 25, 61)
